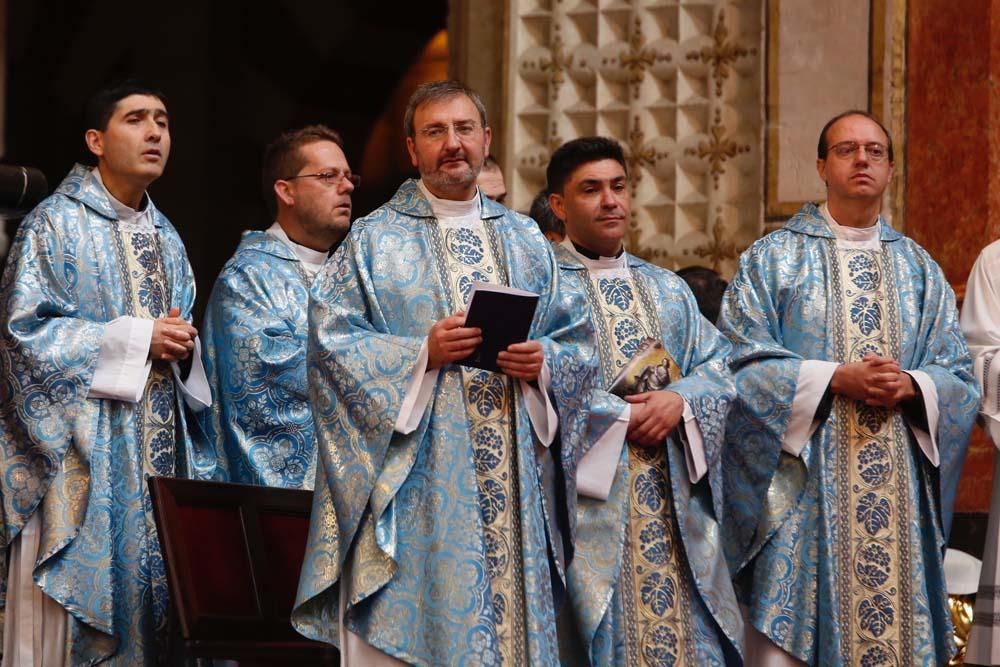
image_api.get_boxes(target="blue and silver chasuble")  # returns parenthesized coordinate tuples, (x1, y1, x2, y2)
(555, 244, 743, 666)
(291, 179, 622, 666)
(719, 203, 979, 666)
(0, 165, 210, 664)
(197, 229, 318, 488)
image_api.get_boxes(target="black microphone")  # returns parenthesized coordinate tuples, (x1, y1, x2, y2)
(0, 165, 49, 213)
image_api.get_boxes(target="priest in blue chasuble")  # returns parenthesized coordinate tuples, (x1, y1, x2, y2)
(0, 82, 211, 665)
(197, 125, 356, 489)
(292, 81, 622, 666)
(718, 111, 979, 666)
(546, 137, 743, 666)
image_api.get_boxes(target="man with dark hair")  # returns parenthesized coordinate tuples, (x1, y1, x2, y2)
(529, 188, 565, 243)
(676, 265, 728, 324)
(0, 80, 211, 664)
(546, 136, 742, 666)
(719, 111, 978, 665)
(197, 125, 356, 488)
(292, 80, 621, 665)
(476, 154, 507, 204)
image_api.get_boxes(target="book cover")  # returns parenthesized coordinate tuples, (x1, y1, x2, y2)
(608, 337, 681, 397)
(459, 283, 540, 373)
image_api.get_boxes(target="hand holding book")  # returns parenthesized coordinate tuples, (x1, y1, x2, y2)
(427, 311, 483, 370)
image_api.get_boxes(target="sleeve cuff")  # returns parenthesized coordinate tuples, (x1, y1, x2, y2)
(88, 317, 154, 403)
(520, 362, 557, 446)
(784, 360, 840, 456)
(172, 336, 211, 412)
(905, 369, 940, 467)
(395, 338, 439, 434)
(680, 400, 707, 484)
(577, 405, 630, 500)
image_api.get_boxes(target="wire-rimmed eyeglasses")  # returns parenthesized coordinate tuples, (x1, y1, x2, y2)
(827, 141, 889, 163)
(280, 169, 361, 188)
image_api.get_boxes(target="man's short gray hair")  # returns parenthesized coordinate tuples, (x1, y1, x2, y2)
(403, 80, 488, 138)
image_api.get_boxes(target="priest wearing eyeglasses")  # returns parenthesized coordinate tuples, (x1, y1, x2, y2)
(196, 125, 357, 489)
(718, 110, 978, 665)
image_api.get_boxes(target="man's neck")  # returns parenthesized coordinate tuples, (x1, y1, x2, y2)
(826, 197, 881, 229)
(275, 216, 337, 252)
(421, 180, 477, 202)
(568, 234, 623, 259)
(96, 164, 149, 210)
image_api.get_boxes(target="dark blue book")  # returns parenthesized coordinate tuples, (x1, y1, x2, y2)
(459, 282, 540, 373)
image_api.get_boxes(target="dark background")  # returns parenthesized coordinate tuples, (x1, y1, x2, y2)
(3, 0, 448, 320)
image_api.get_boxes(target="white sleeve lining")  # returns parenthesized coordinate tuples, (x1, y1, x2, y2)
(784, 360, 839, 456)
(172, 336, 212, 412)
(577, 404, 629, 500)
(394, 339, 439, 434)
(904, 370, 940, 467)
(88, 317, 153, 403)
(519, 362, 557, 446)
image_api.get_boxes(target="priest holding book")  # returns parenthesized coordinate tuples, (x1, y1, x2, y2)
(547, 137, 743, 666)
(292, 81, 622, 666)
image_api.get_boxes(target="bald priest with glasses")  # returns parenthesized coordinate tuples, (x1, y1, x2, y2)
(196, 125, 358, 489)
(718, 110, 978, 666)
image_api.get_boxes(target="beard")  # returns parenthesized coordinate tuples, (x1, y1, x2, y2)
(422, 159, 477, 193)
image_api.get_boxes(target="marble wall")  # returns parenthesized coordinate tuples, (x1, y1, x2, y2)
(906, 0, 1000, 512)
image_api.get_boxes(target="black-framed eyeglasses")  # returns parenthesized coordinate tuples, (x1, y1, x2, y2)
(828, 141, 889, 163)
(280, 169, 361, 188)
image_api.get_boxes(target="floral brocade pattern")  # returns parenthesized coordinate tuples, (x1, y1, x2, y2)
(114, 224, 175, 655)
(197, 231, 318, 490)
(437, 219, 526, 665)
(833, 247, 912, 665)
(587, 267, 694, 666)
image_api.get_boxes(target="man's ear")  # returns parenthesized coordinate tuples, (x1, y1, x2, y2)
(85, 129, 104, 159)
(274, 180, 294, 207)
(406, 137, 419, 169)
(548, 191, 567, 223)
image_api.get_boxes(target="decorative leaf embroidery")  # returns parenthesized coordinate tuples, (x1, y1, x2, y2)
(478, 478, 506, 526)
(639, 572, 676, 616)
(856, 491, 892, 536)
(850, 296, 883, 336)
(634, 468, 666, 512)
(598, 277, 634, 311)
(858, 593, 895, 638)
(469, 371, 505, 417)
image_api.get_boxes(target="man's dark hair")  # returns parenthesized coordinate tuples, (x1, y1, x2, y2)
(483, 155, 500, 171)
(546, 136, 628, 194)
(403, 80, 488, 138)
(81, 80, 168, 166)
(84, 80, 168, 133)
(676, 266, 728, 325)
(529, 189, 565, 238)
(261, 125, 345, 218)
(817, 110, 894, 162)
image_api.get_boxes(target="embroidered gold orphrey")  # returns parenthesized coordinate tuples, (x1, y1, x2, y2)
(431, 219, 527, 665)
(830, 244, 913, 664)
(110, 222, 175, 646)
(582, 265, 696, 666)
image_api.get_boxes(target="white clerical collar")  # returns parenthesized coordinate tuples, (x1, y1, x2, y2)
(267, 222, 329, 275)
(90, 167, 152, 227)
(560, 237, 628, 271)
(820, 202, 880, 244)
(418, 179, 481, 219)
